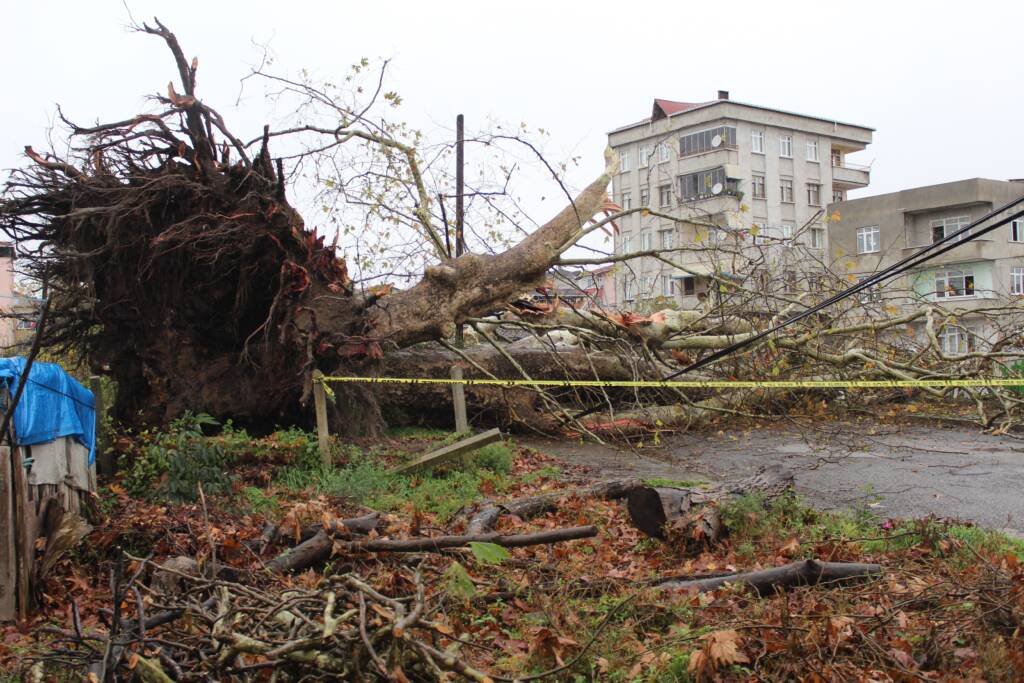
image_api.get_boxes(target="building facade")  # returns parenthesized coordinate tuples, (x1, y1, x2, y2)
(828, 178, 1024, 354)
(607, 92, 873, 309)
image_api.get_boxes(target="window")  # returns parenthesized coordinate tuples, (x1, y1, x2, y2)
(808, 273, 825, 292)
(640, 187, 650, 207)
(661, 276, 673, 297)
(640, 275, 655, 298)
(781, 221, 795, 239)
(938, 326, 973, 356)
(679, 126, 737, 157)
(679, 167, 738, 201)
(1011, 219, 1024, 243)
(807, 183, 821, 206)
(621, 192, 632, 210)
(751, 174, 766, 199)
(779, 134, 793, 158)
(681, 276, 696, 296)
(930, 215, 971, 243)
(623, 277, 634, 301)
(833, 190, 846, 203)
(780, 178, 794, 203)
(857, 226, 880, 254)
(751, 130, 765, 154)
(639, 145, 651, 168)
(619, 148, 631, 172)
(856, 276, 882, 303)
(783, 270, 797, 293)
(806, 139, 819, 162)
(659, 229, 674, 250)
(659, 184, 672, 207)
(810, 226, 825, 249)
(1013, 266, 1024, 295)
(15, 319, 36, 331)
(621, 233, 633, 253)
(934, 269, 975, 298)
(657, 143, 671, 163)
(831, 149, 842, 167)
(639, 232, 653, 251)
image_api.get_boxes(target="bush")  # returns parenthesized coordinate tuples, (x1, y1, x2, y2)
(474, 441, 514, 474)
(123, 412, 234, 502)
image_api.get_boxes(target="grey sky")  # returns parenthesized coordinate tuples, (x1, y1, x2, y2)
(3, 0, 1022, 233)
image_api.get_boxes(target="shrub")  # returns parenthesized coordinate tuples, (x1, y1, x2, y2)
(123, 412, 234, 502)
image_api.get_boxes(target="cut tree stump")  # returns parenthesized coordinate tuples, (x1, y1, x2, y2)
(627, 465, 793, 542)
(389, 428, 501, 475)
(658, 559, 883, 595)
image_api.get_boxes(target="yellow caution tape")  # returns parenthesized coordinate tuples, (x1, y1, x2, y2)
(318, 376, 1024, 390)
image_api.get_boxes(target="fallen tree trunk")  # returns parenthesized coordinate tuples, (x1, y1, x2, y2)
(265, 512, 383, 574)
(270, 525, 598, 573)
(627, 465, 793, 542)
(340, 525, 598, 553)
(658, 559, 883, 595)
(465, 478, 643, 534)
(272, 511, 382, 545)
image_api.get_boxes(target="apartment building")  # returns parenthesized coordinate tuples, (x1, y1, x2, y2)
(829, 178, 1024, 354)
(607, 92, 873, 308)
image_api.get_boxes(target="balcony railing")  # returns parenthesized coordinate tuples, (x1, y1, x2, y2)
(832, 160, 871, 172)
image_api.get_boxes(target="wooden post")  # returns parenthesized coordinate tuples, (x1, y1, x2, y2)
(90, 376, 111, 477)
(450, 366, 469, 434)
(0, 445, 15, 621)
(312, 370, 331, 468)
(10, 445, 29, 621)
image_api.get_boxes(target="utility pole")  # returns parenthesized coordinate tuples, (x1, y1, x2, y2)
(451, 114, 469, 432)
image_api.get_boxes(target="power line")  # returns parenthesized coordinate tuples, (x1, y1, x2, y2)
(666, 193, 1024, 378)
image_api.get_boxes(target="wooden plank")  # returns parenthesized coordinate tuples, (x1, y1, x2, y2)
(389, 428, 502, 475)
(11, 446, 30, 621)
(450, 366, 469, 434)
(90, 376, 111, 477)
(312, 370, 331, 467)
(0, 445, 16, 621)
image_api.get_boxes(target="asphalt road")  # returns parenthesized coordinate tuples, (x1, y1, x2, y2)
(522, 419, 1024, 537)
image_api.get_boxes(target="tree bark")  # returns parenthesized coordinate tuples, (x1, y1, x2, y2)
(658, 559, 883, 595)
(626, 465, 793, 541)
(465, 478, 644, 534)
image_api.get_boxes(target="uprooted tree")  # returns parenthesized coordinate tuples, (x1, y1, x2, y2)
(4, 21, 1024, 438)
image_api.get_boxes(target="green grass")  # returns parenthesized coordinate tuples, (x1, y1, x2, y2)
(385, 425, 451, 440)
(719, 492, 1024, 562)
(276, 443, 513, 522)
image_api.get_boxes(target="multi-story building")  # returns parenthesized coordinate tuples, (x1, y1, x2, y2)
(828, 178, 1024, 354)
(607, 92, 873, 308)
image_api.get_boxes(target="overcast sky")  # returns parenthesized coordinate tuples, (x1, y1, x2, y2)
(3, 0, 1022, 233)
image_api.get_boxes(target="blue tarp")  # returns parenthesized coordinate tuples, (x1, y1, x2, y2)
(0, 357, 96, 464)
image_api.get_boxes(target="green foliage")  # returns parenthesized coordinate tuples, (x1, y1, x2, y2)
(469, 541, 510, 565)
(1000, 360, 1024, 396)
(122, 412, 233, 502)
(474, 441, 514, 474)
(240, 486, 280, 516)
(276, 444, 510, 522)
(442, 561, 476, 600)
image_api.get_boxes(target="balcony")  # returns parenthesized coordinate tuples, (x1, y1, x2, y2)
(901, 237, 1002, 265)
(832, 161, 870, 188)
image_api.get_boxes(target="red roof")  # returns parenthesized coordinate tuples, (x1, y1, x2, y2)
(652, 99, 710, 120)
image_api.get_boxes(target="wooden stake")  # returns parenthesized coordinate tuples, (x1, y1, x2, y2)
(450, 366, 469, 434)
(389, 428, 501, 475)
(90, 376, 111, 477)
(312, 370, 331, 468)
(0, 445, 15, 621)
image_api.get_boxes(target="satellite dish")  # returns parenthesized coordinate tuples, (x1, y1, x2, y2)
(711, 135, 723, 148)
(711, 182, 724, 195)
